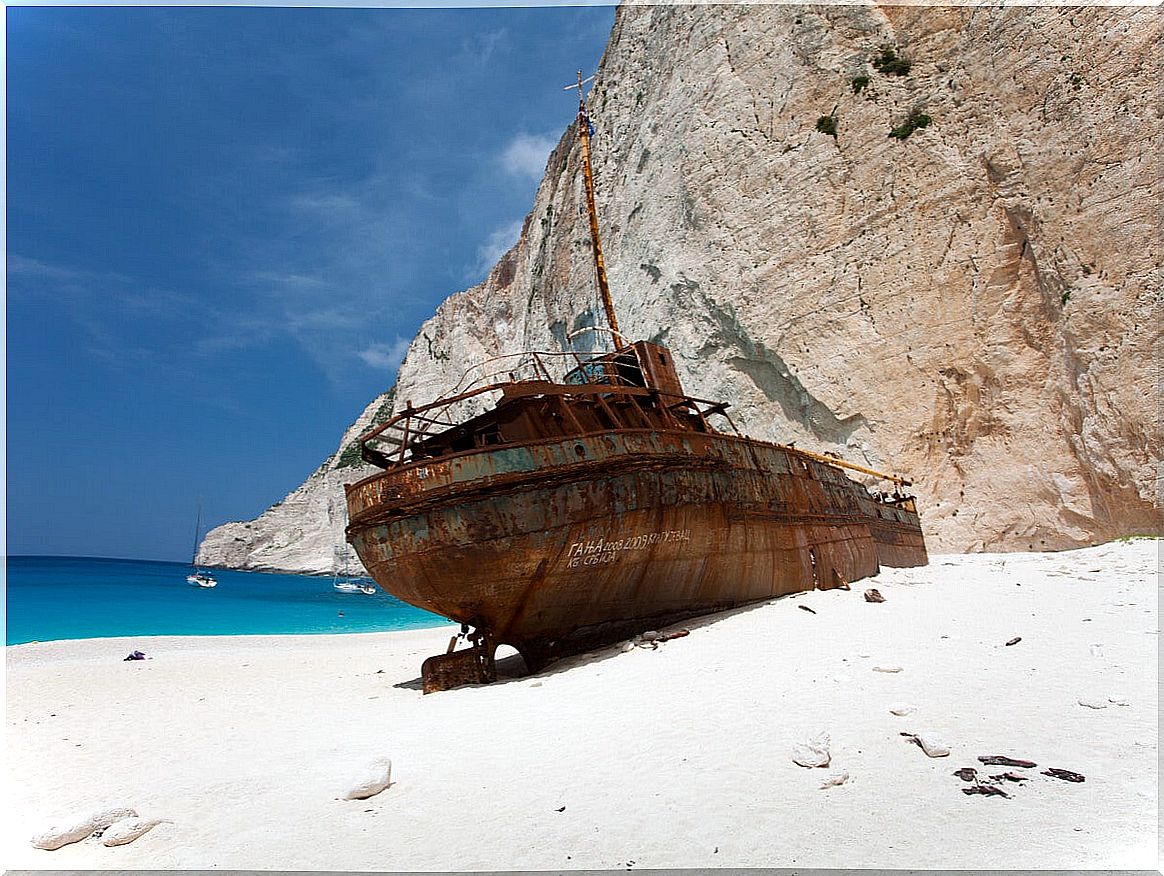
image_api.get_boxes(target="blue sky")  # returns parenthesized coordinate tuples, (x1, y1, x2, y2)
(5, 5, 616, 561)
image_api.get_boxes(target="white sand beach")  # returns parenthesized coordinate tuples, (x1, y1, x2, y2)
(4, 539, 1158, 870)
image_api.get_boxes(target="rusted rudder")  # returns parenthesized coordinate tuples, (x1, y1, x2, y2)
(421, 645, 497, 694)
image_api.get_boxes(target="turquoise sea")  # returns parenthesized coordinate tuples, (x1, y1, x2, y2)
(4, 556, 448, 645)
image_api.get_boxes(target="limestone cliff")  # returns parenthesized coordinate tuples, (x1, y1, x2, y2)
(200, 3, 1161, 573)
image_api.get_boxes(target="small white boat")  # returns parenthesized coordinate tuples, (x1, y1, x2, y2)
(187, 572, 218, 588)
(187, 504, 217, 588)
(333, 580, 376, 595)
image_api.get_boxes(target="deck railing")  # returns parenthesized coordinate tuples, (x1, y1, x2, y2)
(446, 347, 638, 396)
(357, 377, 740, 470)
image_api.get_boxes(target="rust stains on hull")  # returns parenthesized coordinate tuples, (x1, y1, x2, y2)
(347, 427, 927, 681)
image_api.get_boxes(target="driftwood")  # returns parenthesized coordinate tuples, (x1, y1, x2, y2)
(978, 755, 1036, 768)
(962, 783, 1009, 798)
(990, 772, 1029, 783)
(1042, 768, 1085, 783)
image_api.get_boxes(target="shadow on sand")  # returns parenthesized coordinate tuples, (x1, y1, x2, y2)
(390, 593, 804, 693)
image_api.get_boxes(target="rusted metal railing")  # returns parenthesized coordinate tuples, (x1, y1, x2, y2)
(446, 342, 644, 397)
(358, 380, 741, 469)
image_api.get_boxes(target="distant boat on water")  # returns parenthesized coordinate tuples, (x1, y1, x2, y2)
(187, 572, 217, 588)
(186, 504, 217, 589)
(329, 545, 377, 594)
(333, 580, 376, 595)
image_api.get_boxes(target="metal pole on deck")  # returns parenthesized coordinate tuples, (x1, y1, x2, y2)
(566, 71, 621, 344)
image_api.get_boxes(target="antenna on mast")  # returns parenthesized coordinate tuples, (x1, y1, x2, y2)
(564, 70, 621, 345)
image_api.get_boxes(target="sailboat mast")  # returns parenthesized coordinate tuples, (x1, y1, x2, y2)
(191, 503, 202, 567)
(570, 71, 621, 344)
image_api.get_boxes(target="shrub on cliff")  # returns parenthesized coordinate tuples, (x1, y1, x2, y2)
(889, 109, 932, 140)
(872, 47, 911, 77)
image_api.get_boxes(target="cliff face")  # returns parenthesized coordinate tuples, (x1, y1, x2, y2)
(200, 3, 1161, 573)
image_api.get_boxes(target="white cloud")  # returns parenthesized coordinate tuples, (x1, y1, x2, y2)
(247, 270, 328, 290)
(6, 254, 85, 282)
(464, 28, 507, 66)
(219, 170, 410, 387)
(287, 191, 363, 223)
(468, 218, 523, 282)
(357, 337, 410, 373)
(501, 132, 556, 180)
(5, 253, 220, 361)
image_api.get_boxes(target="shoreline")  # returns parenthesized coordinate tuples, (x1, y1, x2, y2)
(5, 541, 1158, 870)
(7, 623, 454, 650)
(5, 558, 447, 647)
(9, 537, 1154, 649)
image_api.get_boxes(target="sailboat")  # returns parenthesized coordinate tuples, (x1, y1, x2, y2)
(333, 580, 377, 595)
(186, 504, 218, 588)
(330, 545, 377, 594)
(343, 72, 927, 692)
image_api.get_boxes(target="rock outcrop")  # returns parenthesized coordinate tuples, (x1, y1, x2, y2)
(200, 3, 1161, 573)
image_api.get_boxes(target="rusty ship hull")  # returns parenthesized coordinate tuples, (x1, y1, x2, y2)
(346, 420, 926, 674)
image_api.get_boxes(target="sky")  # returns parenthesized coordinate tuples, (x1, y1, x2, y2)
(5, 4, 616, 562)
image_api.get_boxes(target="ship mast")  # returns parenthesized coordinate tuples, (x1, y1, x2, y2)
(565, 71, 621, 344)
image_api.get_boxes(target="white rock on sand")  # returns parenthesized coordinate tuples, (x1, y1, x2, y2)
(30, 807, 137, 850)
(791, 733, 831, 768)
(342, 757, 393, 800)
(3, 540, 1158, 870)
(905, 733, 951, 758)
(101, 817, 169, 847)
(819, 770, 849, 789)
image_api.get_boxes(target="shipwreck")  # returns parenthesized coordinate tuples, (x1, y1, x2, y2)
(344, 74, 928, 692)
